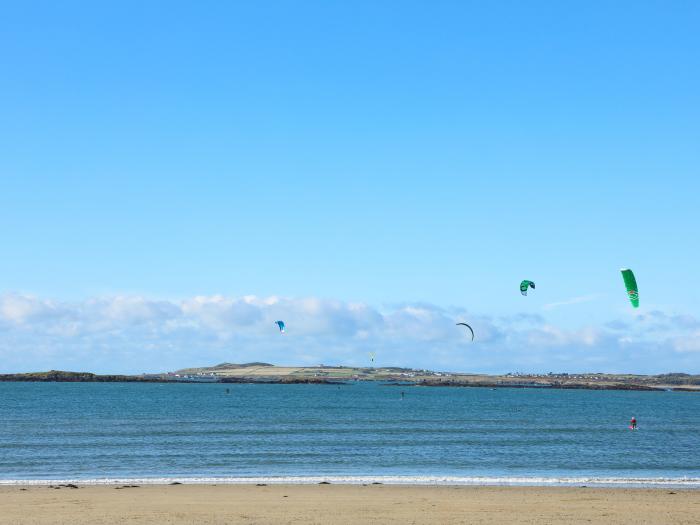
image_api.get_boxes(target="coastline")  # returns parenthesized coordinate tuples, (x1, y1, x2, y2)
(2, 475, 700, 489)
(2, 484, 698, 525)
(2, 374, 699, 392)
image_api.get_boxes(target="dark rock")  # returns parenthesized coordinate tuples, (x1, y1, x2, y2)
(0, 370, 162, 383)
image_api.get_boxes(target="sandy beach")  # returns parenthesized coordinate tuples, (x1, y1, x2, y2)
(1, 484, 698, 524)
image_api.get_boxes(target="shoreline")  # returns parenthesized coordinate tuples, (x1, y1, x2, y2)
(2, 378, 698, 391)
(2, 475, 700, 489)
(2, 484, 699, 524)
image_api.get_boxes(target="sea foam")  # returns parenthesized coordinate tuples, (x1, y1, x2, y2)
(2, 476, 700, 488)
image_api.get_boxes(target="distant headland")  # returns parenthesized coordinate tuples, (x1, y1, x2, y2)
(1, 363, 699, 391)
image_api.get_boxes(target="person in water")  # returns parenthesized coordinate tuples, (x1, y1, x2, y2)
(630, 416, 637, 430)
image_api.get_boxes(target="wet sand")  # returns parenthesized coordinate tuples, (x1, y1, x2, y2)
(1, 484, 698, 524)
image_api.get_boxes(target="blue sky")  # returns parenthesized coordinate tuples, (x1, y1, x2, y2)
(1, 1, 699, 374)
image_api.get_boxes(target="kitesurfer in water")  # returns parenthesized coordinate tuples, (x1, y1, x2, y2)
(630, 416, 637, 430)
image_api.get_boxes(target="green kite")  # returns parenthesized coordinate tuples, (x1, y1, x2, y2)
(620, 269, 639, 308)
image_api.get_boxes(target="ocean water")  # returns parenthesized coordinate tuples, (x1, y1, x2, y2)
(1, 382, 699, 486)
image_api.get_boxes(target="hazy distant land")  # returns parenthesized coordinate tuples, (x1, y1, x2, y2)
(1, 363, 699, 391)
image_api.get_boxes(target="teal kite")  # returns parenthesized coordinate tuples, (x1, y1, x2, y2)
(520, 280, 535, 296)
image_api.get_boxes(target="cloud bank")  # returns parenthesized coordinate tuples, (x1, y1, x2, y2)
(0, 294, 698, 374)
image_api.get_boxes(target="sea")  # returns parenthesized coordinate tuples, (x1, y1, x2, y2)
(1, 382, 699, 487)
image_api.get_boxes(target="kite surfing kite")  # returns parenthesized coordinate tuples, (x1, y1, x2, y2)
(520, 280, 535, 296)
(456, 322, 474, 341)
(620, 269, 639, 308)
(368, 352, 376, 364)
(275, 320, 286, 333)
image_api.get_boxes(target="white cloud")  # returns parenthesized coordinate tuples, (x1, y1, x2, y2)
(0, 293, 698, 374)
(543, 294, 600, 311)
(0, 294, 66, 324)
(670, 331, 700, 353)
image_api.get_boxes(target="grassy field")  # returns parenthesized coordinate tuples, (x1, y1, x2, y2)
(171, 363, 700, 391)
(3, 365, 699, 391)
